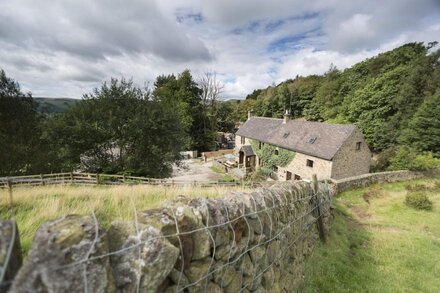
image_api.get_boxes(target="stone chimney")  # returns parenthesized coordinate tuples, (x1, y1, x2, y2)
(248, 109, 254, 120)
(283, 109, 291, 124)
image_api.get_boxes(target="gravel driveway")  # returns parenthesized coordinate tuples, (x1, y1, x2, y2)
(170, 159, 225, 182)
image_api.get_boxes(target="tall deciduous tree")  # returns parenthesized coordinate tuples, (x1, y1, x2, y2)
(154, 70, 216, 151)
(44, 78, 185, 177)
(0, 69, 41, 175)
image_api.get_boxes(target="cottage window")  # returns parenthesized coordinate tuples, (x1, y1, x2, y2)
(356, 142, 362, 151)
(241, 136, 245, 144)
(306, 159, 314, 167)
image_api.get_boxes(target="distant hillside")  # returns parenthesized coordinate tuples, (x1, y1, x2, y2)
(235, 42, 440, 169)
(34, 97, 79, 114)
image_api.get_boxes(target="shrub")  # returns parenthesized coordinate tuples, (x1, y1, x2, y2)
(405, 184, 429, 192)
(247, 167, 271, 182)
(388, 146, 440, 172)
(362, 187, 383, 204)
(405, 192, 433, 210)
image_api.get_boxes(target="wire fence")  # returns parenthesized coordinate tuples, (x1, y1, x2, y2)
(2, 179, 332, 292)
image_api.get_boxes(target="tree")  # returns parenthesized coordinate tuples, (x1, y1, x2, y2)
(400, 90, 440, 157)
(0, 69, 41, 175)
(44, 78, 186, 177)
(154, 70, 216, 151)
(198, 71, 225, 143)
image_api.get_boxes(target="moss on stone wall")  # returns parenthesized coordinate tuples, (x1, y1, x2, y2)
(250, 139, 295, 171)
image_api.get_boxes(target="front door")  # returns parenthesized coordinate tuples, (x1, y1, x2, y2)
(286, 171, 292, 180)
(239, 151, 244, 164)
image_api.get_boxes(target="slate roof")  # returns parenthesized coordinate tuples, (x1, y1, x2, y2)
(236, 117, 357, 160)
(239, 145, 256, 156)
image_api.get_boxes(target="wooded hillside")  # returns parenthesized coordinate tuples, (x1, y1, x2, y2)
(234, 42, 440, 170)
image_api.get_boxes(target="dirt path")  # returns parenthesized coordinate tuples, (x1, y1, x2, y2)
(170, 159, 225, 182)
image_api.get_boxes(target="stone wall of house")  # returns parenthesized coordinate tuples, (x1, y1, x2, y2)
(278, 152, 333, 181)
(234, 135, 251, 154)
(331, 170, 424, 193)
(330, 128, 371, 180)
(3, 182, 332, 293)
(234, 135, 259, 168)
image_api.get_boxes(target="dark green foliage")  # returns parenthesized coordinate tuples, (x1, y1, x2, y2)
(388, 146, 440, 172)
(0, 70, 42, 175)
(215, 100, 237, 132)
(245, 89, 263, 100)
(405, 192, 433, 210)
(237, 42, 440, 169)
(246, 167, 272, 182)
(400, 90, 440, 157)
(43, 78, 186, 177)
(153, 70, 216, 151)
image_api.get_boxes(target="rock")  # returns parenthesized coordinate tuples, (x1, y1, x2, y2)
(239, 254, 254, 277)
(266, 241, 281, 264)
(249, 246, 266, 266)
(139, 203, 211, 265)
(248, 218, 263, 235)
(213, 263, 236, 287)
(192, 234, 211, 260)
(225, 272, 241, 293)
(184, 259, 212, 284)
(187, 282, 223, 293)
(254, 286, 267, 293)
(168, 268, 189, 287)
(10, 215, 115, 293)
(261, 266, 275, 289)
(107, 221, 179, 293)
(215, 243, 237, 261)
(268, 282, 282, 293)
(0, 220, 22, 292)
(214, 227, 231, 247)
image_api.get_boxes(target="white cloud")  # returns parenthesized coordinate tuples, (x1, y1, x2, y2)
(0, 0, 439, 99)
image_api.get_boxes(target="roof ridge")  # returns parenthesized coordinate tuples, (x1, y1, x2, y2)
(251, 116, 356, 128)
(250, 116, 281, 120)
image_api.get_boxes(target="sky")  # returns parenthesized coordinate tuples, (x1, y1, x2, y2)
(0, 0, 439, 99)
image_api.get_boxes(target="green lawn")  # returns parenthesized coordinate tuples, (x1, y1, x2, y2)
(304, 178, 440, 293)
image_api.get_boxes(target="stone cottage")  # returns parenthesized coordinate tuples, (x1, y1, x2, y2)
(235, 111, 371, 180)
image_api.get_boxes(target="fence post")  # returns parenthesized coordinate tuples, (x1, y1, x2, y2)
(312, 174, 326, 243)
(70, 172, 74, 184)
(7, 178, 13, 208)
(123, 174, 126, 184)
(96, 174, 100, 185)
(40, 174, 45, 186)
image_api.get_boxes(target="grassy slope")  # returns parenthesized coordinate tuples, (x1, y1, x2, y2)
(304, 178, 440, 292)
(0, 184, 248, 255)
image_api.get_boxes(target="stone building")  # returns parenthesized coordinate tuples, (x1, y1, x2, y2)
(235, 111, 371, 180)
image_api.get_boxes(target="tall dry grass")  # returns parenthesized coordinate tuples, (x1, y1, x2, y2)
(0, 184, 248, 255)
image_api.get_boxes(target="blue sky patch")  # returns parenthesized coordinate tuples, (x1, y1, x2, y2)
(176, 11, 204, 24)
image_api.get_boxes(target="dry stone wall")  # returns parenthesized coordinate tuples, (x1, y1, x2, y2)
(2, 181, 332, 293)
(331, 170, 424, 193)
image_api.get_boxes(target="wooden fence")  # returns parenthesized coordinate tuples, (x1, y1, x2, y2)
(0, 172, 274, 189)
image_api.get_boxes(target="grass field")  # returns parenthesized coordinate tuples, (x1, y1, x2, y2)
(304, 178, 440, 292)
(0, 184, 247, 255)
